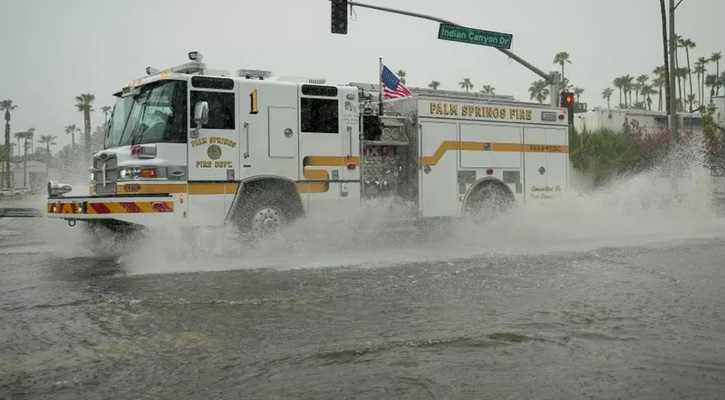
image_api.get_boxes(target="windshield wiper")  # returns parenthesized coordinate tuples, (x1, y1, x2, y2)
(130, 101, 151, 145)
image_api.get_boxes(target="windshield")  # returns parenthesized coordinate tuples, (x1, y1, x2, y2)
(105, 80, 187, 148)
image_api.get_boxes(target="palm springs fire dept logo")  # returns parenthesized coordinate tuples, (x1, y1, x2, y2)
(207, 145, 222, 160)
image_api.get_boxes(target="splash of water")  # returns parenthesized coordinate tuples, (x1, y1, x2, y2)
(44, 142, 725, 275)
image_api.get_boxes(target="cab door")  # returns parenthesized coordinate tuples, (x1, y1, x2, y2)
(297, 85, 344, 216)
(187, 76, 240, 225)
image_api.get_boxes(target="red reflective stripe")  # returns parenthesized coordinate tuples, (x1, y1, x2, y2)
(90, 203, 111, 214)
(152, 202, 172, 212)
(120, 202, 142, 213)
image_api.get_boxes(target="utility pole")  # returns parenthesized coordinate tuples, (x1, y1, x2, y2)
(668, 0, 678, 140)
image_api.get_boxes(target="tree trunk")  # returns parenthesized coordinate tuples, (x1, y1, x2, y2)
(4, 119, 10, 188)
(686, 48, 693, 111)
(46, 143, 50, 180)
(22, 139, 27, 187)
(84, 109, 91, 158)
(717, 61, 721, 95)
(618, 89, 622, 106)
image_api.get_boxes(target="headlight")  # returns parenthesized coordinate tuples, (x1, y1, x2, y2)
(117, 167, 140, 181)
(48, 181, 73, 197)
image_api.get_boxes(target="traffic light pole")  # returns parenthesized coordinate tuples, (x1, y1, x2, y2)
(339, 1, 561, 106)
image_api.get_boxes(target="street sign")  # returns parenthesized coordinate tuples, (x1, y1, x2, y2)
(573, 102, 587, 113)
(437, 24, 513, 50)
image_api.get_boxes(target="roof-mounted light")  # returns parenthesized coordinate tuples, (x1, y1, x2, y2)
(146, 66, 159, 75)
(188, 51, 203, 62)
(237, 69, 272, 80)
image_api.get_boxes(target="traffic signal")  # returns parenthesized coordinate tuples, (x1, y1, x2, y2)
(560, 91, 575, 108)
(331, 0, 348, 34)
(560, 91, 575, 124)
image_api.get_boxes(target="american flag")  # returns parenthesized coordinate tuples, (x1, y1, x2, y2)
(381, 65, 412, 99)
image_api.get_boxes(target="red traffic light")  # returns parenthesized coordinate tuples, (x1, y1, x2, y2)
(560, 92, 575, 108)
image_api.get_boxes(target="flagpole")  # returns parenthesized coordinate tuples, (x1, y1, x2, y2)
(378, 57, 384, 116)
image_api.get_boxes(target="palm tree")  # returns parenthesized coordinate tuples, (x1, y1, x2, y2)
(480, 85, 496, 95)
(687, 94, 696, 112)
(529, 80, 549, 104)
(459, 78, 473, 93)
(13, 131, 24, 157)
(635, 75, 649, 105)
(622, 75, 634, 107)
(18, 131, 32, 187)
(395, 70, 407, 85)
(641, 85, 656, 110)
(101, 106, 112, 124)
(694, 60, 706, 106)
(38, 135, 57, 179)
(26, 127, 35, 155)
(678, 38, 695, 107)
(553, 52, 571, 88)
(64, 124, 79, 148)
(613, 77, 624, 107)
(0, 99, 17, 188)
(677, 67, 690, 110)
(75, 93, 95, 157)
(712, 52, 722, 95)
(653, 76, 665, 111)
(601, 88, 614, 109)
(705, 74, 718, 103)
(573, 87, 584, 102)
(560, 77, 572, 92)
(653, 66, 666, 111)
(428, 80, 440, 90)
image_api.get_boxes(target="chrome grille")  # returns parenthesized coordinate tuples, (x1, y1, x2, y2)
(91, 154, 118, 195)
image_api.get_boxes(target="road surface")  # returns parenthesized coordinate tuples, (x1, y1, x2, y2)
(2, 188, 725, 399)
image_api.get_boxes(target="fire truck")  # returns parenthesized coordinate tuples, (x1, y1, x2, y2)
(46, 52, 570, 236)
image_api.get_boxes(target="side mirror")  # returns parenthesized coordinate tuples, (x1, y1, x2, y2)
(193, 101, 209, 128)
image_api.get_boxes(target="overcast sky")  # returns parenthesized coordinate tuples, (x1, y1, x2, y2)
(0, 0, 721, 150)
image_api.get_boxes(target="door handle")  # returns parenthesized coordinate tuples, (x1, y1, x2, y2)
(347, 126, 353, 157)
(244, 122, 250, 159)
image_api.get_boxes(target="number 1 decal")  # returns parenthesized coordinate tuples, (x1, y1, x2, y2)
(250, 89, 259, 114)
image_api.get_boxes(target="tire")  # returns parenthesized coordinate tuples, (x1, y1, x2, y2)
(464, 183, 514, 224)
(235, 190, 290, 239)
(80, 220, 140, 257)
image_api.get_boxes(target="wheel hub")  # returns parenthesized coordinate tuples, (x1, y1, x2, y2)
(251, 207, 283, 235)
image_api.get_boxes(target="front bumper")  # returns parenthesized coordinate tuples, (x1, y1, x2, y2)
(46, 194, 179, 226)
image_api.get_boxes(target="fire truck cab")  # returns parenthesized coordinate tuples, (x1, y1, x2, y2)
(46, 52, 570, 236)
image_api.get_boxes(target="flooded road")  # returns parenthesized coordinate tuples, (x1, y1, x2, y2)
(2, 208, 725, 400)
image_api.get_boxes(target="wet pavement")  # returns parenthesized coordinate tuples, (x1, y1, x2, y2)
(2, 207, 725, 399)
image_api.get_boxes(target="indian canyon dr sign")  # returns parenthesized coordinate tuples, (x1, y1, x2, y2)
(437, 24, 513, 50)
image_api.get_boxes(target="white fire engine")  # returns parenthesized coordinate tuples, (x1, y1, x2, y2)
(46, 52, 570, 236)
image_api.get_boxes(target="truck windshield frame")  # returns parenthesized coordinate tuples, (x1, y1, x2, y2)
(106, 80, 188, 149)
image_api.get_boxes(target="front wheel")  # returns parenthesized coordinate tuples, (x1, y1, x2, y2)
(235, 191, 289, 240)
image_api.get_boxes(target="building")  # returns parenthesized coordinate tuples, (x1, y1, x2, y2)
(0, 159, 61, 191)
(575, 107, 704, 136)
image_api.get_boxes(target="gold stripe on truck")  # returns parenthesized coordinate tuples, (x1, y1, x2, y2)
(421, 141, 569, 167)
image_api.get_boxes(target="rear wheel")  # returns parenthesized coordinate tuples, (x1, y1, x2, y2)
(464, 182, 514, 224)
